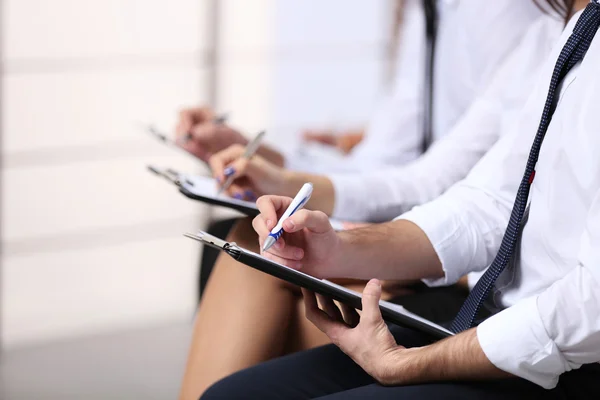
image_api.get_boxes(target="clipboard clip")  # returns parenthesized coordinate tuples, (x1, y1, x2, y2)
(147, 165, 183, 186)
(184, 231, 239, 252)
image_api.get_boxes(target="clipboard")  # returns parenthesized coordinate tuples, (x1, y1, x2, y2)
(147, 165, 260, 216)
(148, 165, 347, 230)
(184, 230, 454, 340)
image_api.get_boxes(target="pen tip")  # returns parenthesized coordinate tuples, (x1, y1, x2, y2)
(262, 237, 275, 252)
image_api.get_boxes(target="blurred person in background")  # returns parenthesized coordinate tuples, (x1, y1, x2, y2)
(176, 1, 549, 399)
(202, 0, 600, 397)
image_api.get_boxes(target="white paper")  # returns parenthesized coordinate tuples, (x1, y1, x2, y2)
(180, 174, 347, 231)
(179, 174, 259, 210)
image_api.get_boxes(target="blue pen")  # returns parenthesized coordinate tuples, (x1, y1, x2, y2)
(262, 183, 313, 251)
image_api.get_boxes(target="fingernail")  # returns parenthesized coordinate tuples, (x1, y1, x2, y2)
(284, 220, 295, 230)
(216, 176, 222, 183)
(233, 193, 243, 199)
(294, 248, 304, 259)
(245, 190, 256, 200)
(224, 167, 235, 176)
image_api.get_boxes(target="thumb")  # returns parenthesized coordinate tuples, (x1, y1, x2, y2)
(284, 210, 331, 234)
(361, 279, 383, 324)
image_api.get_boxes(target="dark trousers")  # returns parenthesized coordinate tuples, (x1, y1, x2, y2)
(201, 325, 600, 399)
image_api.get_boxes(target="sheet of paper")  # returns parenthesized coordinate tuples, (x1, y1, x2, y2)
(179, 174, 259, 209)
(180, 174, 347, 230)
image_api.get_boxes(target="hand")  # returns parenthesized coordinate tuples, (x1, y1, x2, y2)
(252, 195, 341, 277)
(302, 279, 412, 385)
(175, 106, 247, 162)
(208, 144, 286, 200)
(303, 129, 364, 154)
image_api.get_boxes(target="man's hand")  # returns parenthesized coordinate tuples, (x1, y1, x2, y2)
(253, 195, 341, 277)
(304, 279, 512, 386)
(302, 279, 412, 385)
(208, 145, 286, 200)
(175, 107, 247, 163)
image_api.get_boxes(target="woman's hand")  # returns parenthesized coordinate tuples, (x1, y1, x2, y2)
(209, 144, 287, 200)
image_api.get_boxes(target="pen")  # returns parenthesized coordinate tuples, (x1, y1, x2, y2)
(217, 130, 266, 195)
(262, 182, 313, 252)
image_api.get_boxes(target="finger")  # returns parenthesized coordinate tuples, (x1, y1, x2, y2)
(360, 279, 383, 325)
(256, 195, 293, 226)
(188, 122, 217, 145)
(265, 240, 304, 260)
(252, 214, 272, 238)
(177, 107, 213, 134)
(284, 209, 331, 234)
(208, 144, 245, 180)
(177, 109, 195, 135)
(316, 294, 344, 322)
(261, 252, 303, 270)
(227, 182, 248, 200)
(302, 289, 347, 340)
(340, 303, 360, 328)
(224, 158, 250, 183)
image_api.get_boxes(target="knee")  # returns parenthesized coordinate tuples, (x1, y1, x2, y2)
(200, 379, 232, 399)
(200, 375, 263, 400)
(227, 217, 259, 250)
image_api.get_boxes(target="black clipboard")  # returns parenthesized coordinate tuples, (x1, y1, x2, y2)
(147, 165, 259, 217)
(184, 231, 453, 340)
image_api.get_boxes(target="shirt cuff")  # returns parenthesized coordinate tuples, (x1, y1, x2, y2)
(329, 173, 368, 222)
(477, 296, 567, 389)
(397, 205, 466, 287)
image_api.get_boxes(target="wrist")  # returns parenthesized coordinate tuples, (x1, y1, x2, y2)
(326, 231, 353, 278)
(279, 170, 306, 197)
(383, 346, 430, 385)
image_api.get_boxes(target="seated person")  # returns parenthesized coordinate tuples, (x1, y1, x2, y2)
(202, 1, 600, 398)
(178, 0, 546, 398)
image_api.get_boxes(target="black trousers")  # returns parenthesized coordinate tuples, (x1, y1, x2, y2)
(201, 325, 600, 399)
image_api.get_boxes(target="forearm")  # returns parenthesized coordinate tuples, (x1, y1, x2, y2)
(390, 329, 511, 385)
(330, 219, 444, 280)
(257, 144, 285, 167)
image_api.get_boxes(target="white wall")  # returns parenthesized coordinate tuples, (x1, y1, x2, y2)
(1, 0, 391, 350)
(1, 0, 213, 349)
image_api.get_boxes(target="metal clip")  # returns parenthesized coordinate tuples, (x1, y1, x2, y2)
(147, 165, 182, 186)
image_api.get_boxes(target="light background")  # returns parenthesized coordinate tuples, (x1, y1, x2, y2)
(1, 0, 392, 351)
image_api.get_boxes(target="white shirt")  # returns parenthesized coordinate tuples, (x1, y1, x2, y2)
(330, 15, 563, 222)
(400, 10, 600, 389)
(283, 0, 542, 175)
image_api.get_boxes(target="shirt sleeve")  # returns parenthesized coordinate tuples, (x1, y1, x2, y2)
(282, 0, 425, 175)
(281, 87, 423, 175)
(395, 81, 545, 285)
(328, 15, 554, 223)
(477, 189, 600, 389)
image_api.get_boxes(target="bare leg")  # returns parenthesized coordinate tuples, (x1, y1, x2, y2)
(178, 217, 301, 400)
(177, 218, 414, 399)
